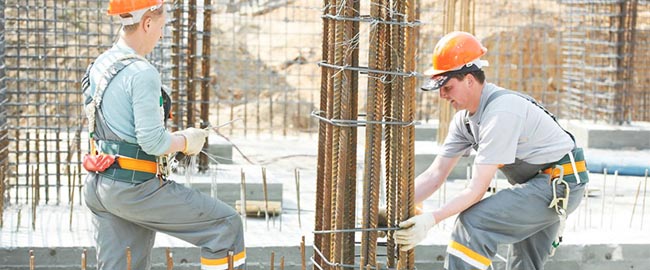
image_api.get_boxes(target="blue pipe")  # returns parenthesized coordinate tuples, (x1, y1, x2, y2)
(585, 150, 650, 176)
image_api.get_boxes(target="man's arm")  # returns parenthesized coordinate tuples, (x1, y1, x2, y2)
(431, 163, 498, 222)
(395, 163, 498, 251)
(414, 155, 462, 204)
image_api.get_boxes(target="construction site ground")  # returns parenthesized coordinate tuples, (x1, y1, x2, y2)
(2, 123, 650, 270)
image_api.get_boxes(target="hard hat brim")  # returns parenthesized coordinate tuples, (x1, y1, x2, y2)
(420, 64, 484, 92)
(421, 75, 449, 92)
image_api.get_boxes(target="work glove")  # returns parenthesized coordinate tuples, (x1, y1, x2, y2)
(394, 212, 437, 251)
(174, 128, 209, 156)
(377, 203, 423, 238)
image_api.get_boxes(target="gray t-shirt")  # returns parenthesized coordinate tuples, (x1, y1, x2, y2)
(440, 83, 574, 165)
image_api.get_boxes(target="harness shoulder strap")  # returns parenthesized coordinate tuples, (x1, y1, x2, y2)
(464, 89, 575, 145)
(90, 54, 147, 107)
(83, 54, 147, 138)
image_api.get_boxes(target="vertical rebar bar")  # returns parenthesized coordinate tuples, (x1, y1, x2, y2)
(262, 167, 270, 230)
(187, 0, 197, 128)
(81, 248, 87, 270)
(228, 250, 234, 270)
(172, 0, 182, 131)
(642, 169, 648, 229)
(240, 168, 247, 231)
(360, 0, 386, 265)
(29, 249, 34, 270)
(403, 0, 418, 266)
(166, 247, 174, 270)
(295, 168, 302, 228)
(126, 246, 132, 270)
(0, 0, 6, 222)
(199, 0, 212, 172)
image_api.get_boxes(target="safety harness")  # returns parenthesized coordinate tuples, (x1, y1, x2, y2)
(464, 89, 589, 255)
(82, 54, 172, 184)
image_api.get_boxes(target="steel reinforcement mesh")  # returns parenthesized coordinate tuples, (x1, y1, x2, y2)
(0, 0, 649, 206)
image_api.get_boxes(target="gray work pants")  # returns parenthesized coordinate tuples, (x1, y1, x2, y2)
(445, 174, 585, 270)
(84, 174, 246, 270)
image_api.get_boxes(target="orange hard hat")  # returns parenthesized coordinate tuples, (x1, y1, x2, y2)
(107, 0, 163, 15)
(108, 0, 163, 25)
(421, 31, 488, 91)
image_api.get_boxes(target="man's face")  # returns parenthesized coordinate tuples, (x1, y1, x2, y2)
(438, 75, 472, 111)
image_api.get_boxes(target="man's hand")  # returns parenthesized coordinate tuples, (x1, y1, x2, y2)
(394, 212, 437, 251)
(174, 128, 209, 155)
(377, 204, 423, 238)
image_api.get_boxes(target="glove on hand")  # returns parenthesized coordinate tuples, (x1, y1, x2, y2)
(377, 203, 423, 238)
(174, 128, 209, 156)
(394, 212, 437, 251)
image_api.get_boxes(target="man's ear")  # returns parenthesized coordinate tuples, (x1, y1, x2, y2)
(465, 73, 475, 87)
(142, 17, 152, 32)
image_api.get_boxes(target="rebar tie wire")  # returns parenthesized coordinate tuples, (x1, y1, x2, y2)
(321, 14, 422, 28)
(317, 61, 425, 78)
(311, 110, 419, 127)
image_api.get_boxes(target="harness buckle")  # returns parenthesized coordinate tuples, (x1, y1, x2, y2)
(157, 154, 170, 178)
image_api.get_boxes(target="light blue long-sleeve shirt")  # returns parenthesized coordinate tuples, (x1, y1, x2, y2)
(86, 40, 172, 156)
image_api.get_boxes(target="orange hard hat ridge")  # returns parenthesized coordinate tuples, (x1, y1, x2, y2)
(107, 0, 163, 15)
(427, 31, 487, 77)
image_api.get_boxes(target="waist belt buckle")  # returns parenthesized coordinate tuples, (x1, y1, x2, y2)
(157, 155, 170, 178)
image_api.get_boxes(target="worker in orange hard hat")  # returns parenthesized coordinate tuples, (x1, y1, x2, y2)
(393, 31, 589, 270)
(82, 1, 245, 269)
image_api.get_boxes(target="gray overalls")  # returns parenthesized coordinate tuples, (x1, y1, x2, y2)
(444, 90, 588, 270)
(82, 56, 246, 270)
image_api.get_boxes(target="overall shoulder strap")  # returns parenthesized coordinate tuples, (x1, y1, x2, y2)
(91, 54, 147, 108)
(465, 89, 575, 145)
(85, 54, 147, 138)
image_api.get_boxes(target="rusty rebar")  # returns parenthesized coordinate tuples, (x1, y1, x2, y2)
(81, 248, 87, 270)
(29, 249, 34, 270)
(171, 0, 182, 131)
(186, 0, 197, 128)
(199, 0, 212, 172)
(360, 0, 387, 264)
(126, 246, 132, 270)
(166, 247, 174, 270)
(262, 167, 270, 230)
(402, 0, 418, 266)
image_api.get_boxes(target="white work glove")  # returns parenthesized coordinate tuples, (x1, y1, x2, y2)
(394, 212, 437, 251)
(174, 128, 209, 156)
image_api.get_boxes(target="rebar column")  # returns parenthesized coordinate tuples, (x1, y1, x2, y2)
(314, 0, 419, 269)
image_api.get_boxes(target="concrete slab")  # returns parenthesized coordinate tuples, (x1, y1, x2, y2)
(205, 134, 234, 164)
(414, 122, 438, 141)
(3, 133, 650, 269)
